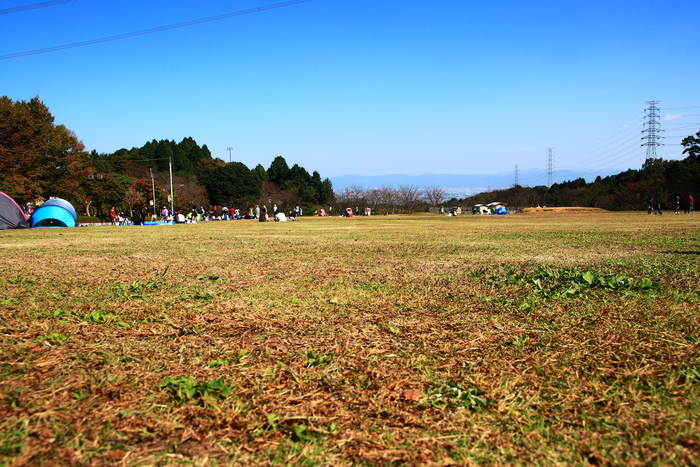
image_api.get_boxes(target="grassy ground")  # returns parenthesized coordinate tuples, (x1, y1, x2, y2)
(1, 212, 699, 466)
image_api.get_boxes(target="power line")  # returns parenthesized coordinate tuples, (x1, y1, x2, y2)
(0, 0, 313, 60)
(559, 111, 644, 160)
(0, 0, 77, 16)
(0, 148, 172, 163)
(664, 105, 700, 110)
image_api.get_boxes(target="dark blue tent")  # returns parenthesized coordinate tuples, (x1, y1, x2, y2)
(0, 192, 29, 230)
(31, 198, 78, 228)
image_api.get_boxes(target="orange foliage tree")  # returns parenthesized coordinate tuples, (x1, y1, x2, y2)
(0, 96, 91, 204)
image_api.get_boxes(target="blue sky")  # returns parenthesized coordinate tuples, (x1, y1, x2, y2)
(2, 0, 699, 185)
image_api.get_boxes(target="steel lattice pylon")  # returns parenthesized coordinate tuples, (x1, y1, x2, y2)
(642, 101, 664, 160)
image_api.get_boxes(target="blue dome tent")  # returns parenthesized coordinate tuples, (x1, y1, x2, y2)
(31, 198, 78, 228)
(0, 191, 29, 230)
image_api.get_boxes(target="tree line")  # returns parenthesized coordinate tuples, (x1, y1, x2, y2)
(0, 96, 334, 219)
(333, 185, 448, 214)
(451, 135, 700, 211)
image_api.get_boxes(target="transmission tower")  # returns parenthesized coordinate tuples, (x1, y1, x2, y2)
(546, 148, 555, 186)
(641, 101, 664, 161)
(227, 144, 233, 163)
(513, 165, 519, 187)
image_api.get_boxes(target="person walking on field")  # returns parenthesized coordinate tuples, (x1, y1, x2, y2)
(110, 206, 117, 225)
(687, 194, 694, 214)
(648, 198, 654, 215)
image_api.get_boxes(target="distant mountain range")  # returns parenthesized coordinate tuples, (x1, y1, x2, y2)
(329, 169, 623, 198)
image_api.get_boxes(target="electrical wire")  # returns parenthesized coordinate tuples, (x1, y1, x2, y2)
(0, 148, 172, 163)
(664, 106, 700, 110)
(0, 0, 313, 60)
(0, 0, 77, 16)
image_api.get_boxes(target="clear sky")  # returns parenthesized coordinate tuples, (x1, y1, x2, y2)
(2, 0, 699, 185)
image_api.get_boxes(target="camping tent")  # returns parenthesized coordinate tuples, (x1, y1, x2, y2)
(31, 198, 78, 228)
(473, 204, 490, 215)
(487, 202, 508, 215)
(0, 192, 29, 230)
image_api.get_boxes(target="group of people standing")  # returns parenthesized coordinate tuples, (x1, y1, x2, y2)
(648, 194, 694, 215)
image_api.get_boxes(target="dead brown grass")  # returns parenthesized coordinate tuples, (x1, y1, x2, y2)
(1, 212, 699, 465)
(521, 206, 607, 214)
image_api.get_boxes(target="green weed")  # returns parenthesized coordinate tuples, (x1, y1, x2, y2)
(159, 376, 235, 406)
(422, 382, 488, 411)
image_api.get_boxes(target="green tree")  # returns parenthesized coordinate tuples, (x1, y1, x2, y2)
(311, 171, 334, 205)
(681, 130, 700, 160)
(267, 156, 290, 187)
(200, 162, 261, 206)
(154, 141, 173, 172)
(252, 163, 267, 182)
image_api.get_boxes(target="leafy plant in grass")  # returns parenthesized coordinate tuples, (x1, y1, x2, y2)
(475, 266, 657, 300)
(113, 280, 160, 299)
(42, 332, 70, 344)
(288, 424, 325, 443)
(305, 351, 334, 368)
(159, 376, 235, 406)
(208, 349, 249, 367)
(190, 292, 214, 302)
(42, 308, 76, 321)
(422, 382, 488, 411)
(536, 269, 656, 298)
(85, 310, 117, 324)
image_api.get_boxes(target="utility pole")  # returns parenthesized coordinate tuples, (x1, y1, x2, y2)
(642, 101, 664, 161)
(227, 144, 233, 163)
(169, 157, 174, 216)
(546, 148, 555, 186)
(149, 168, 156, 218)
(514, 165, 519, 187)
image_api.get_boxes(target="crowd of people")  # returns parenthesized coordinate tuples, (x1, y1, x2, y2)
(315, 206, 375, 217)
(108, 204, 305, 225)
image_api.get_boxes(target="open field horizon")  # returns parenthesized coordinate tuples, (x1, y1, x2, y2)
(1, 212, 699, 465)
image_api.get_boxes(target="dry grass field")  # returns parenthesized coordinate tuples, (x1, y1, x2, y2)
(1, 211, 699, 466)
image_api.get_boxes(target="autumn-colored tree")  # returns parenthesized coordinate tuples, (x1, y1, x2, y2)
(0, 96, 91, 204)
(123, 187, 145, 217)
(172, 175, 209, 210)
